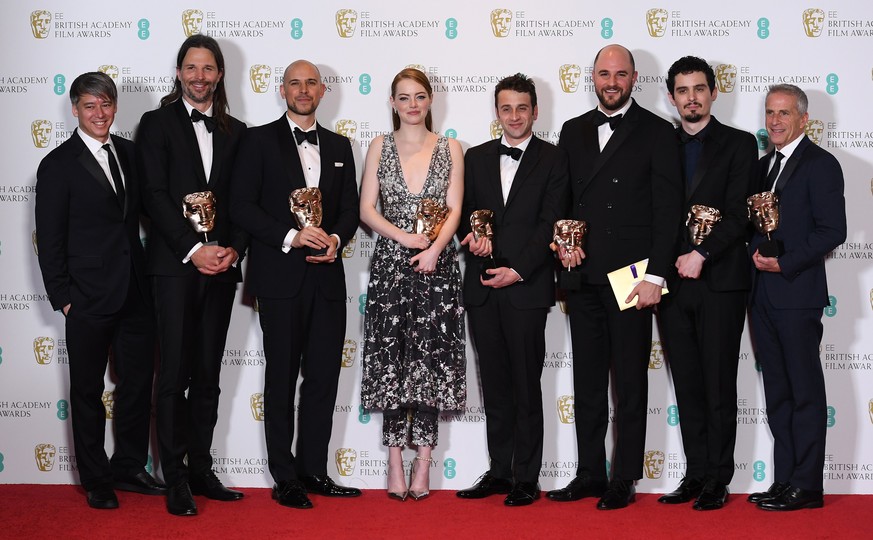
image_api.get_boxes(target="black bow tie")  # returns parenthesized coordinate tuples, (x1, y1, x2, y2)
(190, 109, 216, 133)
(593, 111, 623, 130)
(294, 127, 318, 146)
(499, 144, 522, 160)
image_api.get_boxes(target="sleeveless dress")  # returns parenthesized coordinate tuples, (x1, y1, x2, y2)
(361, 133, 466, 412)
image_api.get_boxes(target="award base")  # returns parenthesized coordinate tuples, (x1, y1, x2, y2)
(557, 269, 583, 291)
(758, 239, 784, 258)
(308, 246, 328, 257)
(480, 257, 509, 280)
(203, 240, 218, 247)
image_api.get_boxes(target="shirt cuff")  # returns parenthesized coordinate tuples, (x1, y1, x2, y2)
(183, 242, 204, 264)
(282, 229, 297, 253)
(643, 273, 666, 288)
(510, 268, 523, 282)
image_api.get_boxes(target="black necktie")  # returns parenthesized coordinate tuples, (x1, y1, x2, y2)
(593, 111, 623, 130)
(764, 151, 784, 191)
(102, 144, 125, 209)
(294, 127, 318, 146)
(190, 109, 216, 133)
(499, 144, 522, 161)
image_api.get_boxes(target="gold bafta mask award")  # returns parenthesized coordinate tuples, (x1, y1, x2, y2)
(686, 204, 722, 246)
(553, 219, 587, 291)
(289, 187, 326, 256)
(470, 209, 508, 279)
(747, 191, 783, 257)
(183, 191, 217, 244)
(414, 198, 449, 243)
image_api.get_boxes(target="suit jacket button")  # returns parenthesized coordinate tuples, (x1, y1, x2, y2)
(612, 178, 619, 183)
(606, 204, 613, 209)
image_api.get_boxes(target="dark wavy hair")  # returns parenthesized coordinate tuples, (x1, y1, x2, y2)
(390, 68, 433, 131)
(494, 73, 537, 109)
(159, 34, 231, 133)
(667, 56, 715, 95)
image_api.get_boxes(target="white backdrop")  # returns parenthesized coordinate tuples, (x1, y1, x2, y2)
(2, 1, 872, 494)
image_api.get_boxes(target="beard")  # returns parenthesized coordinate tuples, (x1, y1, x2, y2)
(596, 85, 631, 112)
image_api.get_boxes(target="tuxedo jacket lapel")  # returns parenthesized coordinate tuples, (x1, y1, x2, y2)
(688, 125, 721, 200)
(276, 116, 307, 191)
(173, 99, 209, 190)
(774, 136, 810, 194)
(504, 137, 541, 209)
(315, 123, 334, 195)
(73, 131, 116, 200)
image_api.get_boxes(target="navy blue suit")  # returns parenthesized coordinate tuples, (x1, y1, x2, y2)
(749, 135, 846, 491)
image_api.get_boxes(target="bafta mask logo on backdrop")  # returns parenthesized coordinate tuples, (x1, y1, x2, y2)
(30, 10, 52, 39)
(98, 65, 119, 80)
(250, 393, 265, 421)
(249, 64, 272, 94)
(556, 395, 575, 424)
(101, 391, 115, 419)
(34, 443, 56, 472)
(558, 64, 582, 93)
(335, 119, 358, 143)
(645, 8, 668, 38)
(715, 64, 737, 93)
(649, 340, 664, 369)
(489, 119, 504, 140)
(490, 9, 513, 38)
(868, 398, 873, 425)
(869, 288, 873, 311)
(33, 337, 55, 365)
(335, 9, 358, 38)
(341, 339, 357, 368)
(31, 120, 53, 149)
(643, 450, 665, 479)
(802, 8, 825, 37)
(342, 234, 357, 258)
(182, 9, 204, 37)
(805, 119, 824, 145)
(335, 448, 357, 476)
(32, 230, 39, 256)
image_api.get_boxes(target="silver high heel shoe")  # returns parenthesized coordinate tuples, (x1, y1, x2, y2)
(408, 456, 435, 501)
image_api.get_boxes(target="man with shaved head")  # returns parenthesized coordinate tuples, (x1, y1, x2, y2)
(230, 60, 361, 509)
(548, 44, 683, 510)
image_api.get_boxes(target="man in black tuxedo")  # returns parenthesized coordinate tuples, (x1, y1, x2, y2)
(230, 60, 361, 509)
(747, 84, 845, 511)
(136, 35, 247, 516)
(455, 74, 569, 507)
(36, 72, 165, 509)
(656, 56, 758, 511)
(547, 44, 683, 509)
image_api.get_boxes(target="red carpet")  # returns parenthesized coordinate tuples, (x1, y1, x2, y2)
(1, 486, 869, 539)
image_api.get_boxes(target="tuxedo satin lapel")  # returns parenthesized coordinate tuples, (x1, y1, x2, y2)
(277, 117, 307, 191)
(74, 133, 115, 199)
(315, 124, 334, 196)
(576, 115, 601, 195)
(593, 104, 637, 175)
(112, 135, 133, 217)
(485, 141, 506, 214)
(173, 100, 209, 190)
(504, 137, 541, 209)
(210, 125, 227, 187)
(774, 136, 810, 193)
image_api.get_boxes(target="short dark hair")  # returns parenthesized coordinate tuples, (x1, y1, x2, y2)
(666, 56, 715, 95)
(494, 73, 537, 109)
(69, 72, 117, 106)
(160, 34, 231, 133)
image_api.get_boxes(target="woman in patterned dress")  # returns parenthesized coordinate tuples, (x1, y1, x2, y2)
(359, 68, 466, 500)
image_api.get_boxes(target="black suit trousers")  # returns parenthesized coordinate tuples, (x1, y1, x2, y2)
(258, 285, 345, 482)
(567, 283, 651, 481)
(152, 274, 235, 484)
(468, 289, 547, 484)
(65, 273, 154, 491)
(658, 279, 745, 484)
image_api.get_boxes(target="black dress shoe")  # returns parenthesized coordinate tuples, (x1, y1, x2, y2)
(86, 485, 119, 510)
(757, 486, 823, 511)
(658, 476, 705, 504)
(189, 470, 244, 501)
(693, 480, 729, 511)
(747, 481, 789, 504)
(114, 471, 167, 495)
(504, 482, 540, 507)
(596, 479, 636, 510)
(302, 475, 362, 497)
(456, 472, 513, 499)
(546, 475, 608, 502)
(273, 480, 313, 509)
(166, 482, 197, 516)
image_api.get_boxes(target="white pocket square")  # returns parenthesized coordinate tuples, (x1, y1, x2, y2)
(334, 162, 344, 167)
